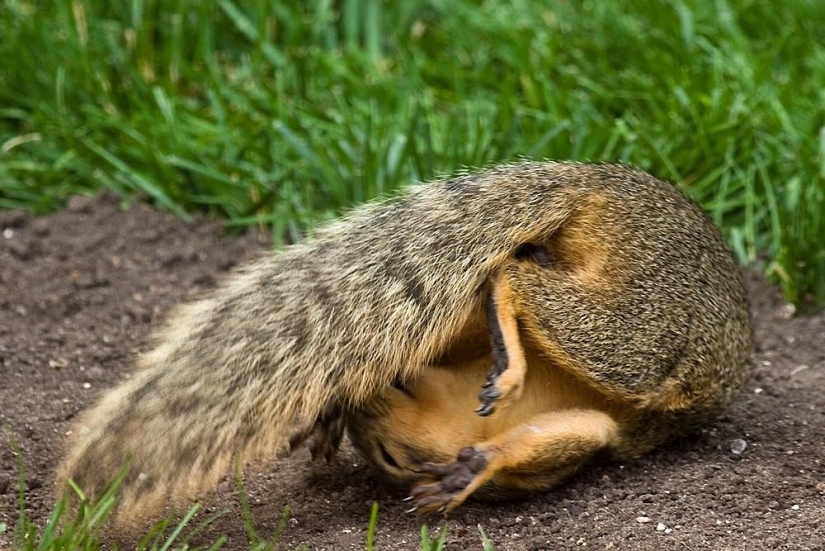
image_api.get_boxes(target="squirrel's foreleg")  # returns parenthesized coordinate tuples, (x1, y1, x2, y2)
(476, 274, 527, 417)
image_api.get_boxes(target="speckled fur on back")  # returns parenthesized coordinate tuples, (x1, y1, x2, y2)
(57, 162, 751, 521)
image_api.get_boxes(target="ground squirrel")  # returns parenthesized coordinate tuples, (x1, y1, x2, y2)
(57, 162, 752, 522)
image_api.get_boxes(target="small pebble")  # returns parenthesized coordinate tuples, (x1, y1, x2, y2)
(730, 438, 748, 455)
(656, 523, 667, 532)
(778, 303, 796, 319)
(3, 228, 13, 239)
(791, 504, 800, 511)
(82, 382, 91, 389)
(49, 359, 68, 370)
(636, 516, 651, 523)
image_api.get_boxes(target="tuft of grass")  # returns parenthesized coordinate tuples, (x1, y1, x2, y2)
(10, 444, 227, 550)
(7, 446, 493, 550)
(233, 454, 296, 551)
(420, 523, 449, 551)
(1, 0, 823, 309)
(368, 503, 474, 551)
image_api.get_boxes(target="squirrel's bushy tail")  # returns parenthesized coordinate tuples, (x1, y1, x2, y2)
(57, 162, 599, 520)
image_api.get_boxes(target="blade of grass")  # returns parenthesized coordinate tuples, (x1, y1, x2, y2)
(158, 503, 201, 551)
(366, 501, 379, 551)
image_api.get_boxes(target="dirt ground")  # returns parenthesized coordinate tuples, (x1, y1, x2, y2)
(0, 194, 823, 550)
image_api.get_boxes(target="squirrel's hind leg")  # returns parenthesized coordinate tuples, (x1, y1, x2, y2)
(476, 275, 527, 417)
(407, 409, 619, 514)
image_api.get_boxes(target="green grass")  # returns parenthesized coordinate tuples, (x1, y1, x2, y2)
(10, 444, 231, 551)
(1, 0, 823, 308)
(7, 447, 484, 550)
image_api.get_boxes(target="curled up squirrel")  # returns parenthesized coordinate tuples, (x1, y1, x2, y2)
(57, 162, 752, 522)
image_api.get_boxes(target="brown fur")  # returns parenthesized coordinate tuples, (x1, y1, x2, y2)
(57, 162, 752, 522)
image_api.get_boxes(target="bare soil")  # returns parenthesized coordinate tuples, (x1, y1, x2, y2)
(1, 195, 823, 550)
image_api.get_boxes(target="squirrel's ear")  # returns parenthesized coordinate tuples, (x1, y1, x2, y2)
(514, 242, 556, 267)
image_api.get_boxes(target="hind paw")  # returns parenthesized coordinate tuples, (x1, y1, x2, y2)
(406, 447, 489, 514)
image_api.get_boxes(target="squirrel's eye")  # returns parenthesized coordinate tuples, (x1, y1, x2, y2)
(378, 443, 400, 469)
(515, 243, 555, 266)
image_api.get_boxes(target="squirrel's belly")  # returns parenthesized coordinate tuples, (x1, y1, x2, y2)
(348, 348, 619, 481)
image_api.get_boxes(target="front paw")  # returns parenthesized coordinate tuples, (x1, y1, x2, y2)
(475, 367, 524, 417)
(406, 447, 488, 514)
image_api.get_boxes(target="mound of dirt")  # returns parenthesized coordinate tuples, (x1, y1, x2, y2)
(1, 195, 823, 550)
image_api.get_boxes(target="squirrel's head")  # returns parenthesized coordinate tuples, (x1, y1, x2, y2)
(347, 366, 486, 485)
(347, 385, 450, 485)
